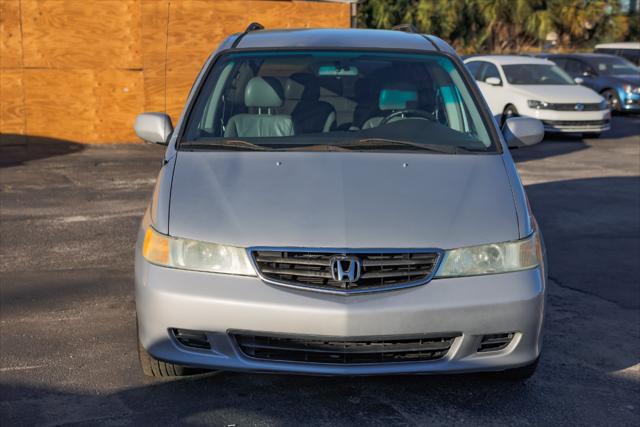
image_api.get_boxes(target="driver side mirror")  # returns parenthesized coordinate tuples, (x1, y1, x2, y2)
(502, 117, 544, 148)
(574, 77, 584, 84)
(134, 113, 173, 145)
(484, 77, 502, 86)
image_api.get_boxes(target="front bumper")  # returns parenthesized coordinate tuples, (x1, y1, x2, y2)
(523, 108, 611, 133)
(620, 91, 640, 111)
(136, 259, 546, 375)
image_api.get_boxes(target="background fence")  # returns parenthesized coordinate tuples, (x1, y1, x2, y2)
(0, 0, 350, 143)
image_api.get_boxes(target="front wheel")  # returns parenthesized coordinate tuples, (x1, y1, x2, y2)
(601, 89, 621, 112)
(137, 322, 212, 377)
(495, 356, 539, 381)
(500, 105, 519, 128)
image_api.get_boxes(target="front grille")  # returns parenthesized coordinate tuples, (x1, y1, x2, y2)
(251, 249, 441, 294)
(477, 332, 515, 353)
(551, 103, 602, 111)
(232, 332, 457, 364)
(542, 119, 609, 126)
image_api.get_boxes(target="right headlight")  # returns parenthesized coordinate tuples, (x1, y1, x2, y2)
(142, 227, 256, 276)
(435, 232, 542, 278)
(527, 100, 553, 109)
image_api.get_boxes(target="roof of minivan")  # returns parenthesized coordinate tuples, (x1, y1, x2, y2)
(464, 55, 552, 65)
(229, 28, 448, 53)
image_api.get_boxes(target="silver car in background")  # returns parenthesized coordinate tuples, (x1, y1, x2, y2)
(134, 27, 547, 380)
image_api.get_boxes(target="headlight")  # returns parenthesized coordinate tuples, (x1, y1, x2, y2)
(598, 99, 609, 110)
(435, 233, 542, 278)
(142, 227, 255, 276)
(527, 100, 552, 109)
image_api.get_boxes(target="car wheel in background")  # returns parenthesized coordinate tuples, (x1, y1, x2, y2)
(601, 89, 621, 112)
(500, 105, 519, 128)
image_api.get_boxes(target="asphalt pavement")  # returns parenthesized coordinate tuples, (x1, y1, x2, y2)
(1, 116, 639, 426)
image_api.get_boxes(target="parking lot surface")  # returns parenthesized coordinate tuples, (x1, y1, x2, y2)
(1, 116, 639, 426)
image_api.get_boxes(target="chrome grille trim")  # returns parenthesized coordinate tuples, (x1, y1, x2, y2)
(248, 247, 444, 295)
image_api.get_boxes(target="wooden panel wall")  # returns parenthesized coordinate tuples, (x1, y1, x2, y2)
(0, 0, 350, 144)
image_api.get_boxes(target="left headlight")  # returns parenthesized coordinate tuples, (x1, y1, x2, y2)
(435, 232, 542, 278)
(527, 100, 553, 109)
(142, 227, 256, 276)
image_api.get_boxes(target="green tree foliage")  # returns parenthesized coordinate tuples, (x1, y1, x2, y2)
(358, 0, 636, 53)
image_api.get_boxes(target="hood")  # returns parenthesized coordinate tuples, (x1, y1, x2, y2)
(168, 152, 519, 249)
(511, 84, 603, 103)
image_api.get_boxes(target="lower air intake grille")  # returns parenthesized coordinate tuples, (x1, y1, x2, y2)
(251, 249, 442, 294)
(478, 332, 515, 353)
(542, 119, 609, 126)
(232, 332, 457, 364)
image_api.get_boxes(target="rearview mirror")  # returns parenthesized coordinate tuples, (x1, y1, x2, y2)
(502, 117, 544, 148)
(484, 77, 502, 86)
(134, 113, 173, 145)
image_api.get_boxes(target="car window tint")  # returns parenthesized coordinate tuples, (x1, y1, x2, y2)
(465, 61, 483, 80)
(483, 63, 500, 81)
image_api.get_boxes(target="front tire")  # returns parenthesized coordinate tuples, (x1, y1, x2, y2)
(138, 337, 192, 377)
(496, 356, 539, 381)
(601, 89, 621, 112)
(500, 105, 519, 128)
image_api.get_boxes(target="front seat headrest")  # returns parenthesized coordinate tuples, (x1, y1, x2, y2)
(379, 83, 418, 111)
(245, 77, 284, 108)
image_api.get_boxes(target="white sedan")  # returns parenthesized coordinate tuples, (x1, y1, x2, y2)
(464, 55, 611, 137)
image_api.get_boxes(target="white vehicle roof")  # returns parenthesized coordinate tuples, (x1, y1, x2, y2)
(464, 55, 553, 65)
(595, 42, 640, 50)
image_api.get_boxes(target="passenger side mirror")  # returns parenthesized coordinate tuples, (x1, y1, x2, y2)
(134, 113, 173, 145)
(484, 77, 502, 86)
(502, 117, 544, 148)
(574, 77, 584, 84)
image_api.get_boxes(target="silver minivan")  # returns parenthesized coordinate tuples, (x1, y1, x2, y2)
(134, 27, 546, 380)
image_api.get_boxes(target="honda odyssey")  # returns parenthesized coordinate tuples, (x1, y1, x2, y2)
(134, 26, 547, 380)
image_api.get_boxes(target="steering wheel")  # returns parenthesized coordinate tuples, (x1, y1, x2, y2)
(380, 109, 436, 126)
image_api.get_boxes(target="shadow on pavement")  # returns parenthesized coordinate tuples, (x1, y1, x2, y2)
(526, 176, 640, 309)
(0, 134, 85, 168)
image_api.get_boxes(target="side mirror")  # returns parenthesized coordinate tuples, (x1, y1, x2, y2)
(502, 117, 544, 148)
(134, 113, 173, 145)
(574, 77, 584, 84)
(485, 77, 502, 86)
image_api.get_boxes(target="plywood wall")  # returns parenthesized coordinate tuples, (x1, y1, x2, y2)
(0, 0, 351, 143)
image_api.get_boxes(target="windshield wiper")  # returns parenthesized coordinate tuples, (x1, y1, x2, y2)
(181, 139, 272, 151)
(352, 138, 469, 154)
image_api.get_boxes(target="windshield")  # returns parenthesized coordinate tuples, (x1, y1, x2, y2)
(503, 64, 574, 85)
(591, 56, 639, 76)
(182, 51, 496, 153)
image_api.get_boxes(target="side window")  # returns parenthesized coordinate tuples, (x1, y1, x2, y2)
(465, 61, 483, 80)
(552, 58, 567, 69)
(483, 63, 500, 81)
(563, 59, 584, 76)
